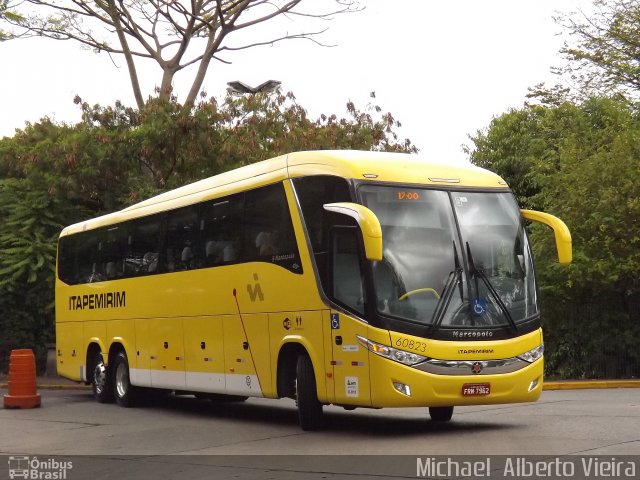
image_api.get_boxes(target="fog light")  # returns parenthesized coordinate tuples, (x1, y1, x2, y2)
(393, 382, 411, 396)
(528, 378, 540, 392)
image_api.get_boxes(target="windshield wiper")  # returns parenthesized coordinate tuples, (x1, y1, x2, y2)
(465, 242, 517, 332)
(453, 241, 464, 304)
(431, 242, 463, 329)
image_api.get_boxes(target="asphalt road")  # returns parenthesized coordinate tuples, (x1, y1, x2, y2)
(1, 388, 639, 479)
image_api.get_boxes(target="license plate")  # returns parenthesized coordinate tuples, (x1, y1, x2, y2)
(462, 383, 490, 396)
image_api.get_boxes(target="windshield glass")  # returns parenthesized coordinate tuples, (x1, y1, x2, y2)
(450, 192, 538, 327)
(359, 186, 537, 329)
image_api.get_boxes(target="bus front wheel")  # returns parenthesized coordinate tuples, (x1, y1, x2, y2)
(113, 351, 139, 408)
(295, 354, 323, 431)
(429, 406, 454, 422)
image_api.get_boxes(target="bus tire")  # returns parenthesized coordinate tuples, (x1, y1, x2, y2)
(429, 406, 454, 422)
(295, 354, 323, 431)
(113, 351, 139, 408)
(91, 352, 114, 404)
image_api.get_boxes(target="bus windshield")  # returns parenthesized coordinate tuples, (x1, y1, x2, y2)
(358, 186, 538, 329)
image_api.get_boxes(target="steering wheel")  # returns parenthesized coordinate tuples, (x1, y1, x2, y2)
(398, 288, 441, 301)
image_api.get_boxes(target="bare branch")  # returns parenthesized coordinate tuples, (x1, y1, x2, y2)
(7, 0, 362, 105)
(555, 0, 640, 100)
(221, 28, 331, 52)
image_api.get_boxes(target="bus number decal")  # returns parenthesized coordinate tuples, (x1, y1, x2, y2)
(394, 337, 427, 353)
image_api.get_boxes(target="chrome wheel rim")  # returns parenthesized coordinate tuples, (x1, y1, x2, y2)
(93, 361, 106, 394)
(115, 362, 128, 398)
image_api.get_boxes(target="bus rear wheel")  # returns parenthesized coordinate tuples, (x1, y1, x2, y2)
(295, 354, 323, 431)
(91, 353, 114, 403)
(113, 351, 139, 408)
(429, 406, 454, 422)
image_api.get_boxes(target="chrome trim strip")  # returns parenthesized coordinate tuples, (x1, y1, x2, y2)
(414, 356, 532, 375)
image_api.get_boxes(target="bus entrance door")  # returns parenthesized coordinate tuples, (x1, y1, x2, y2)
(330, 312, 371, 406)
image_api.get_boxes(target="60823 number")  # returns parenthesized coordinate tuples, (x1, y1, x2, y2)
(394, 337, 427, 353)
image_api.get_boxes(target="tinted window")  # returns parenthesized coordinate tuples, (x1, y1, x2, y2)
(243, 184, 301, 273)
(58, 234, 88, 285)
(59, 229, 104, 284)
(57, 182, 303, 284)
(78, 230, 102, 283)
(164, 206, 200, 272)
(331, 228, 365, 315)
(200, 194, 243, 267)
(293, 176, 352, 292)
(125, 217, 162, 276)
(99, 226, 127, 280)
(58, 235, 75, 285)
(293, 176, 352, 253)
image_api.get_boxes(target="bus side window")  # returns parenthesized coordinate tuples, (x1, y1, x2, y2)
(164, 206, 200, 272)
(101, 227, 126, 280)
(125, 217, 162, 276)
(201, 195, 242, 267)
(58, 235, 77, 285)
(292, 175, 352, 290)
(330, 227, 366, 316)
(243, 183, 300, 272)
(80, 230, 103, 284)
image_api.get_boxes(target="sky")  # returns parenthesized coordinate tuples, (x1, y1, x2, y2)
(0, 0, 590, 163)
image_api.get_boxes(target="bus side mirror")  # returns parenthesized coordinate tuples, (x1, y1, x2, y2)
(323, 202, 382, 261)
(521, 209, 572, 264)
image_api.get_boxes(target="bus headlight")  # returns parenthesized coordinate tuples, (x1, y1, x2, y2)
(517, 344, 544, 363)
(356, 335, 428, 366)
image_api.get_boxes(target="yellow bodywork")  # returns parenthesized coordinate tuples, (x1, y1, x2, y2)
(521, 209, 572, 264)
(56, 150, 561, 410)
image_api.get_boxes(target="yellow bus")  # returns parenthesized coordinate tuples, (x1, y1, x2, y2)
(55, 150, 571, 430)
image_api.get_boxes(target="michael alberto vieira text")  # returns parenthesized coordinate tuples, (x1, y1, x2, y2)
(416, 457, 637, 478)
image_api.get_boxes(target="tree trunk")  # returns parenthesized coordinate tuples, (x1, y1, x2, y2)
(106, 1, 145, 109)
(159, 69, 175, 101)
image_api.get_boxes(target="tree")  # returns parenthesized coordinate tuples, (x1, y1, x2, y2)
(0, 90, 415, 373)
(469, 96, 640, 378)
(0, 175, 78, 372)
(70, 89, 416, 194)
(554, 0, 640, 99)
(4, 0, 361, 108)
(468, 106, 552, 210)
(0, 0, 25, 40)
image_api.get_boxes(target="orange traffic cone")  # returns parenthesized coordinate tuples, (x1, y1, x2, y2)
(3, 349, 41, 408)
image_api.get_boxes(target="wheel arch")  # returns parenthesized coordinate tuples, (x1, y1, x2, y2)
(276, 339, 325, 401)
(85, 341, 104, 385)
(107, 340, 127, 368)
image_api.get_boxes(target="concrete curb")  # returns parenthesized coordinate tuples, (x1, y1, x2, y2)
(36, 384, 92, 391)
(0, 382, 91, 390)
(543, 380, 640, 390)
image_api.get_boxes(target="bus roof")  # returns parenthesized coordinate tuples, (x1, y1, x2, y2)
(60, 150, 507, 236)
